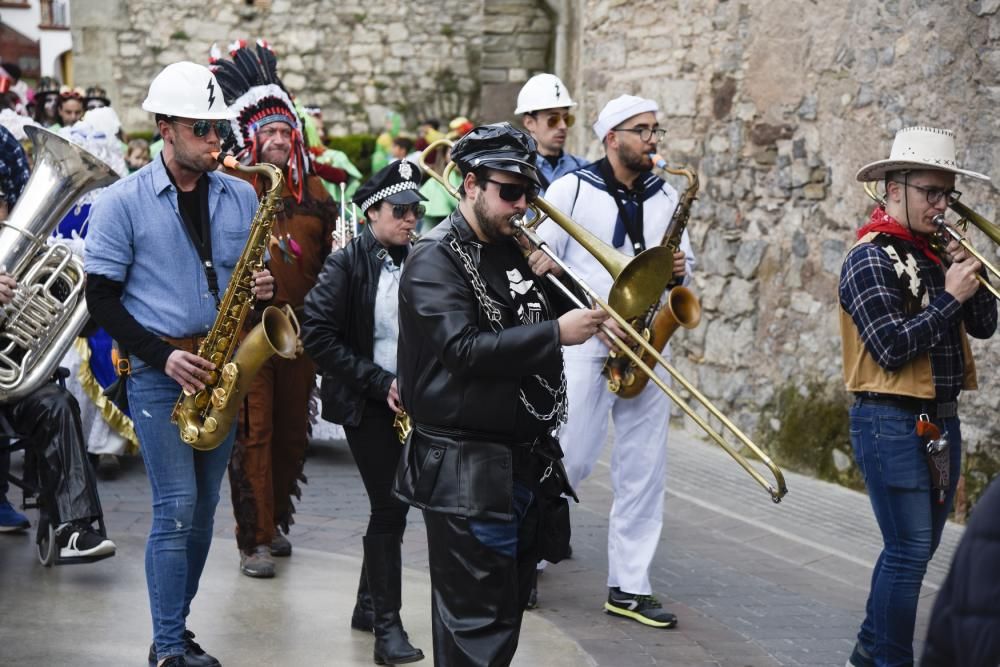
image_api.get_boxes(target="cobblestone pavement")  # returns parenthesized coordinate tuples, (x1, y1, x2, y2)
(12, 420, 962, 666)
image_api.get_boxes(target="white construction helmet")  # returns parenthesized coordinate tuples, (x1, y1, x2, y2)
(514, 73, 577, 115)
(141, 61, 235, 119)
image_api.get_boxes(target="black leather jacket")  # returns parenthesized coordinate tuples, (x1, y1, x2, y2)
(393, 208, 577, 519)
(301, 225, 397, 427)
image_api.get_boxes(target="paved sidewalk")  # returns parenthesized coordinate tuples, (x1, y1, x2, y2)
(0, 421, 962, 666)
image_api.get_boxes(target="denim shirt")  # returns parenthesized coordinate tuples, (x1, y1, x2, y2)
(535, 150, 587, 194)
(372, 254, 401, 375)
(84, 156, 260, 337)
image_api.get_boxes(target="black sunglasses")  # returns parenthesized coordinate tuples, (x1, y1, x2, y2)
(172, 119, 233, 140)
(391, 203, 425, 219)
(481, 177, 538, 203)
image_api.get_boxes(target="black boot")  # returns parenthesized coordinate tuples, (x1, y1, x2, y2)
(364, 533, 424, 665)
(351, 561, 375, 632)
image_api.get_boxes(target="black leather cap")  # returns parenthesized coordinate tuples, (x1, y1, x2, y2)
(450, 122, 540, 186)
(353, 159, 427, 213)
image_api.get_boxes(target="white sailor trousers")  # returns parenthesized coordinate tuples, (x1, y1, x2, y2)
(560, 349, 672, 596)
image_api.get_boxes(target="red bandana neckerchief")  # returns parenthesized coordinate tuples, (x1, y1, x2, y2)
(856, 207, 942, 265)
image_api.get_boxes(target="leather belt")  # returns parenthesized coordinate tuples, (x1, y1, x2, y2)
(853, 392, 958, 419)
(162, 335, 208, 355)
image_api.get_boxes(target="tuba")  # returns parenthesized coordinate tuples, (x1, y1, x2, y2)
(0, 126, 119, 403)
(170, 154, 300, 451)
(603, 156, 702, 397)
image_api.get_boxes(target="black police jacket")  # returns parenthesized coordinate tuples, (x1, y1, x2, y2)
(922, 476, 1000, 666)
(393, 207, 578, 519)
(301, 225, 396, 427)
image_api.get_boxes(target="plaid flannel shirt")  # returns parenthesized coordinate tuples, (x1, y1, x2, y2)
(0, 125, 30, 206)
(839, 236, 997, 401)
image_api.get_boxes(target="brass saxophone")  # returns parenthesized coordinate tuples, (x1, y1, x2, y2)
(171, 153, 300, 450)
(603, 156, 702, 398)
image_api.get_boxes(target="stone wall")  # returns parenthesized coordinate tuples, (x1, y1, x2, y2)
(71, 0, 555, 135)
(569, 0, 1000, 463)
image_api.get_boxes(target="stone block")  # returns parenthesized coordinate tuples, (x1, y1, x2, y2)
(645, 79, 698, 117)
(734, 239, 768, 279)
(803, 183, 827, 200)
(718, 277, 756, 317)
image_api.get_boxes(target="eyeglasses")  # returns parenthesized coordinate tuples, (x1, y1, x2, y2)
(903, 182, 962, 206)
(172, 119, 233, 140)
(534, 112, 575, 129)
(391, 203, 425, 219)
(612, 126, 666, 142)
(85, 100, 107, 111)
(482, 177, 539, 203)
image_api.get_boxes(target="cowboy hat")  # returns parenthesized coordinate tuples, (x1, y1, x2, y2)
(856, 126, 989, 182)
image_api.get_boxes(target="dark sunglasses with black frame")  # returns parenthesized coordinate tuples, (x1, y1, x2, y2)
(171, 118, 233, 140)
(388, 203, 426, 219)
(480, 177, 539, 203)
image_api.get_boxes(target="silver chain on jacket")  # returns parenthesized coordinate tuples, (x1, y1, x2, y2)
(448, 235, 567, 425)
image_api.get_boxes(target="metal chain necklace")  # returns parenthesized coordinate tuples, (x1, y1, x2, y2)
(448, 235, 567, 425)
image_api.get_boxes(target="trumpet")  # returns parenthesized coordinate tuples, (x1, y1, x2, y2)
(863, 182, 1000, 300)
(414, 141, 788, 503)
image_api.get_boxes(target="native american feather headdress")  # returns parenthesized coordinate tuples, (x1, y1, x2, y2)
(209, 39, 310, 202)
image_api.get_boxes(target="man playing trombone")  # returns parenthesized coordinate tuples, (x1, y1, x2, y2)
(394, 122, 607, 666)
(529, 95, 695, 626)
(841, 126, 997, 667)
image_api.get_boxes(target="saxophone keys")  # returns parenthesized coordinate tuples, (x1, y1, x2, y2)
(221, 362, 238, 383)
(194, 391, 210, 409)
(181, 424, 200, 444)
(211, 386, 228, 410)
(216, 336, 230, 350)
(203, 416, 218, 433)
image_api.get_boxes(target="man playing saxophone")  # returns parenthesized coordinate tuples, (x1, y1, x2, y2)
(84, 62, 274, 667)
(529, 95, 695, 624)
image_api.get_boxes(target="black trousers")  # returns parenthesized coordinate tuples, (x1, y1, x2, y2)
(344, 400, 409, 535)
(422, 483, 540, 667)
(3, 383, 101, 524)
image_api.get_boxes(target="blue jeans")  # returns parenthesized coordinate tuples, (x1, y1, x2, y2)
(850, 402, 961, 667)
(129, 362, 235, 661)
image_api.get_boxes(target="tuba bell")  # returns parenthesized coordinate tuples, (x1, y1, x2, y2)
(0, 126, 119, 403)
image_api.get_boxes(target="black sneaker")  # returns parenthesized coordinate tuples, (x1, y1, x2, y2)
(157, 657, 187, 667)
(846, 642, 875, 667)
(55, 523, 116, 558)
(604, 587, 678, 628)
(148, 631, 219, 667)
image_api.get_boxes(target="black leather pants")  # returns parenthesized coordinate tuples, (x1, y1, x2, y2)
(422, 485, 539, 667)
(7, 382, 101, 524)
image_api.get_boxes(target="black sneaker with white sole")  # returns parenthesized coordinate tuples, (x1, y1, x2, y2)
(148, 630, 220, 667)
(604, 587, 678, 628)
(55, 523, 116, 558)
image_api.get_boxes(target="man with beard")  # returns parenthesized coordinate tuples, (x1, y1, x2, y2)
(394, 122, 607, 666)
(209, 41, 338, 579)
(530, 95, 696, 626)
(516, 73, 588, 194)
(85, 61, 274, 667)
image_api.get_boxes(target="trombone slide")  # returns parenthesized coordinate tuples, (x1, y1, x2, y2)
(516, 222, 788, 503)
